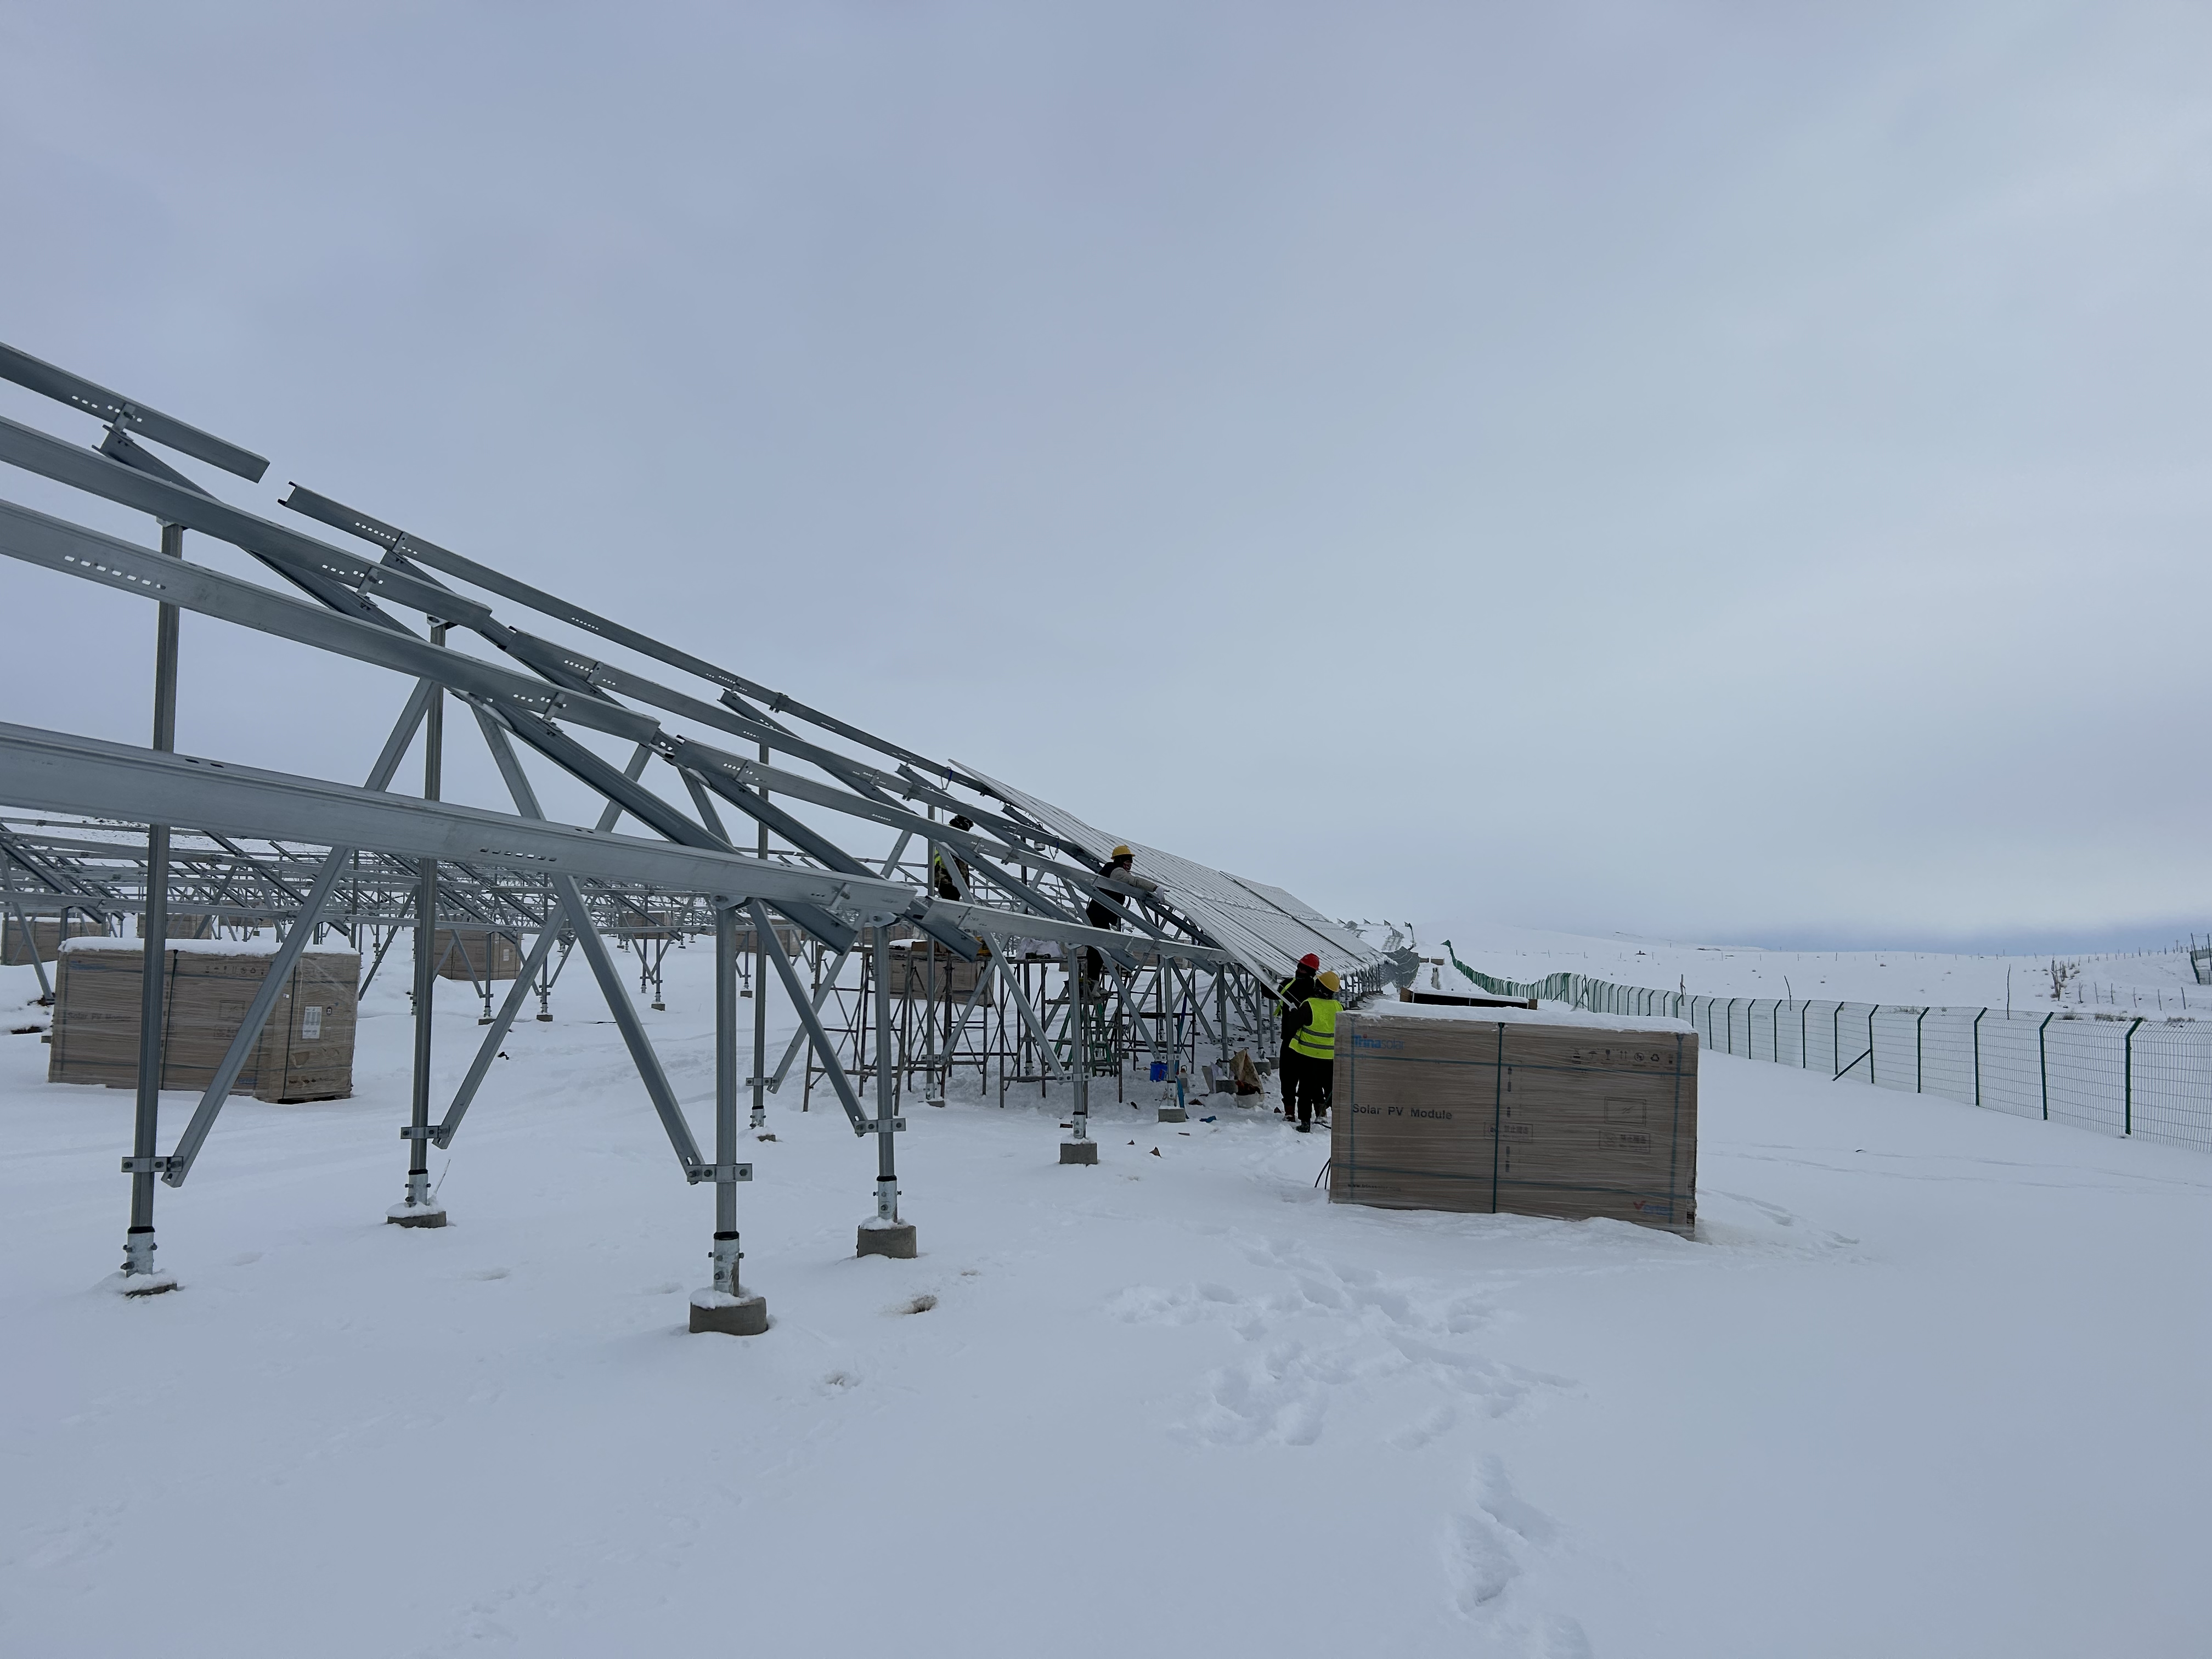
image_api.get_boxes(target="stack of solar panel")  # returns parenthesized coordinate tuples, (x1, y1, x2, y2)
(46, 938, 360, 1103)
(884, 943, 985, 1001)
(435, 926, 524, 982)
(1, 912, 103, 965)
(1329, 1011, 1697, 1235)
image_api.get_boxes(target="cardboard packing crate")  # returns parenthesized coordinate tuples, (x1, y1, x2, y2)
(2, 912, 105, 964)
(435, 926, 524, 982)
(1330, 1011, 1696, 1234)
(885, 944, 985, 1001)
(48, 938, 361, 1103)
(136, 911, 217, 940)
(730, 923, 803, 957)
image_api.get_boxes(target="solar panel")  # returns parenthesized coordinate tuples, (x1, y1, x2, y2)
(958, 764, 1383, 985)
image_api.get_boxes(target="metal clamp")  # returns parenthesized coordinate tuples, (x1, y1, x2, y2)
(120, 1155, 172, 1174)
(398, 1125, 437, 1141)
(850, 1117, 907, 1137)
(684, 1161, 754, 1184)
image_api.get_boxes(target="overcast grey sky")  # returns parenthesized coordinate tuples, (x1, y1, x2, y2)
(2, 2, 2207, 950)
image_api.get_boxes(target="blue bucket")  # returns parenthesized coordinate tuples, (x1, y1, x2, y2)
(1148, 1060, 1169, 1082)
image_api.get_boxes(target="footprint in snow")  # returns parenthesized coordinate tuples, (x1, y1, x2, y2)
(1442, 1457, 1590, 1655)
(1390, 1402, 1458, 1451)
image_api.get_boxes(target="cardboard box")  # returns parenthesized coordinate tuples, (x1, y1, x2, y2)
(885, 945, 985, 1001)
(136, 912, 216, 940)
(1330, 1010, 1696, 1234)
(2, 912, 105, 964)
(730, 923, 804, 957)
(48, 938, 360, 1102)
(434, 926, 524, 982)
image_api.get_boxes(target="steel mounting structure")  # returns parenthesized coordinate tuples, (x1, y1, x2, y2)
(0, 338, 1393, 1321)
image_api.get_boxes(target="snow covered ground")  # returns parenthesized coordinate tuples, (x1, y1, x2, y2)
(3, 944, 2209, 1657)
(1428, 920, 2208, 1017)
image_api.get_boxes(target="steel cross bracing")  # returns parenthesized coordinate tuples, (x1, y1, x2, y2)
(0, 337, 1390, 1322)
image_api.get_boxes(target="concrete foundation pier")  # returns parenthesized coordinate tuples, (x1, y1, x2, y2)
(689, 1291, 769, 1335)
(1059, 1139, 1099, 1165)
(857, 1218, 918, 1259)
(1157, 1105, 1188, 1123)
(386, 1201, 448, 1229)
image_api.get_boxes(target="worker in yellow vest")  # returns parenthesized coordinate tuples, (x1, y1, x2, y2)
(1283, 969, 1342, 1132)
(930, 815, 975, 900)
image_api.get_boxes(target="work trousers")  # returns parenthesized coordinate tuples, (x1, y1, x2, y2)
(1282, 1050, 1333, 1127)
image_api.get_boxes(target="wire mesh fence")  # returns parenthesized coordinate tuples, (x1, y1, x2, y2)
(1448, 967, 2212, 1156)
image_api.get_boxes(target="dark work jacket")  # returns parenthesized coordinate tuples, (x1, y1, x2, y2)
(1086, 859, 1131, 930)
(1278, 971, 1321, 1046)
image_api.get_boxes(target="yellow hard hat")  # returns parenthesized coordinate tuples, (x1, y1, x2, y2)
(1110, 844, 1132, 859)
(1318, 970, 1341, 994)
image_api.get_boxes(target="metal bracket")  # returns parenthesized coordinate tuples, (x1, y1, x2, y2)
(398, 1125, 437, 1141)
(851, 1117, 907, 1137)
(120, 1155, 173, 1174)
(684, 1161, 754, 1184)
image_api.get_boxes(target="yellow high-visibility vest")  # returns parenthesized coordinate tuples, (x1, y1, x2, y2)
(1290, 997, 1342, 1061)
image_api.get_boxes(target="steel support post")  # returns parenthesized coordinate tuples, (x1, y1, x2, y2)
(394, 632, 447, 1226)
(856, 921, 917, 1256)
(1216, 969, 1231, 1080)
(119, 519, 183, 1291)
(751, 740, 768, 1128)
(693, 900, 766, 1333)
(2038, 1011, 2053, 1120)
(1060, 947, 1096, 1164)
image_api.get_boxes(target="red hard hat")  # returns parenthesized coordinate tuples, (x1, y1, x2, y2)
(1299, 953, 1321, 970)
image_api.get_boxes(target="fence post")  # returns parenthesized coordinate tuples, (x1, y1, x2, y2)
(1915, 1006, 1928, 1092)
(2124, 1016, 2144, 1135)
(2037, 1012, 2053, 1121)
(1725, 998, 1739, 1056)
(1867, 1005, 1878, 1087)
(1800, 999, 1809, 1068)
(1972, 1008, 1986, 1107)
